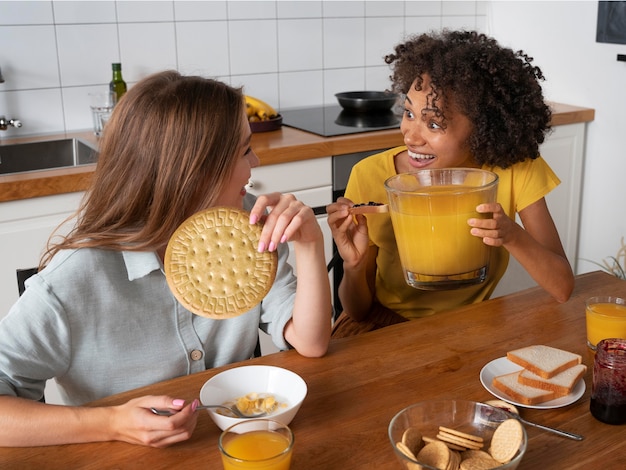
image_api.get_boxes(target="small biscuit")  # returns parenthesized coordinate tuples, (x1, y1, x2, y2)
(448, 450, 461, 470)
(164, 207, 278, 319)
(416, 441, 451, 469)
(483, 399, 519, 415)
(424, 435, 466, 452)
(439, 426, 484, 443)
(459, 456, 501, 470)
(395, 441, 417, 460)
(402, 426, 424, 456)
(489, 418, 523, 464)
(460, 450, 495, 461)
(437, 431, 483, 450)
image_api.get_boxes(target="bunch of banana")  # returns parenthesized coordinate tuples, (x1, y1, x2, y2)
(245, 95, 279, 122)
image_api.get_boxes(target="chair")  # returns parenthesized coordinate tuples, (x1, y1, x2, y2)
(327, 250, 343, 320)
(16, 267, 38, 296)
(16, 267, 45, 402)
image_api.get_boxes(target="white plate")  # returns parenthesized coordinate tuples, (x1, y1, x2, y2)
(479, 357, 585, 409)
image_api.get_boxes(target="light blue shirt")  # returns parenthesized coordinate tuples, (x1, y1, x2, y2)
(0, 228, 296, 406)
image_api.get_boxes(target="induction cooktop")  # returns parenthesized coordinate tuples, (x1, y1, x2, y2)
(280, 105, 401, 137)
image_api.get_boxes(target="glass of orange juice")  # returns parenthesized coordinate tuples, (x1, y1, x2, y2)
(219, 419, 293, 470)
(586, 296, 626, 350)
(384, 169, 499, 290)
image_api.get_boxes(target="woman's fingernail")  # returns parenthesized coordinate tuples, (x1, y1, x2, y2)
(250, 214, 258, 224)
(268, 241, 276, 252)
(192, 399, 199, 412)
(172, 399, 185, 407)
(258, 241, 266, 252)
(280, 234, 287, 243)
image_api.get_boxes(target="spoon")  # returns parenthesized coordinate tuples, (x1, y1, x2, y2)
(513, 415, 583, 441)
(486, 404, 583, 441)
(150, 404, 267, 419)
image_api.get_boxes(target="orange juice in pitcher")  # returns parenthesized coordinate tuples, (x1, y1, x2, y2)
(385, 169, 498, 290)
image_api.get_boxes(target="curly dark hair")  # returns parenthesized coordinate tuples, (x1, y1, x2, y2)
(385, 30, 552, 168)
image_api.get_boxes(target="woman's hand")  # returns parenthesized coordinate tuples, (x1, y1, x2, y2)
(0, 394, 197, 447)
(468, 202, 518, 246)
(468, 200, 574, 303)
(326, 197, 370, 269)
(110, 396, 198, 448)
(250, 192, 323, 251)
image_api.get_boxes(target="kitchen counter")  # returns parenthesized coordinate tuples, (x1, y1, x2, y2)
(0, 102, 594, 203)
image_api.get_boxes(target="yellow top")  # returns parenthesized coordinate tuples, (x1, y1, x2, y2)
(344, 146, 560, 319)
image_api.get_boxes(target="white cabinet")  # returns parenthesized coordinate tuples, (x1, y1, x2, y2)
(492, 122, 585, 297)
(248, 157, 333, 355)
(0, 192, 83, 320)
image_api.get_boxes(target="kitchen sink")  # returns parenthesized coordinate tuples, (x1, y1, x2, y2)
(0, 138, 98, 175)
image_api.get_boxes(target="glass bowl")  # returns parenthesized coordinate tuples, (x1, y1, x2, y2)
(388, 399, 527, 469)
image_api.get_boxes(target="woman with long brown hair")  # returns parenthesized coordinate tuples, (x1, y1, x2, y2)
(0, 71, 331, 447)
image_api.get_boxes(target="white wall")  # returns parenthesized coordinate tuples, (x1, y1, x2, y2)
(0, 0, 486, 137)
(487, 1, 626, 275)
(1, 0, 621, 276)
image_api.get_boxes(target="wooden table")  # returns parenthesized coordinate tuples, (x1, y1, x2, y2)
(1, 271, 623, 469)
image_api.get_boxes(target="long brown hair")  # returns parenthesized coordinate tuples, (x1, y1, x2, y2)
(41, 71, 245, 266)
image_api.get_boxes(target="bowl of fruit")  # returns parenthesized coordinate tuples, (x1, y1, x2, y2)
(245, 95, 282, 132)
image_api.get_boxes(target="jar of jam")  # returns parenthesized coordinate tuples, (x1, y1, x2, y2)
(590, 338, 626, 424)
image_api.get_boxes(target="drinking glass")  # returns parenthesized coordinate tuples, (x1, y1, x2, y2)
(219, 419, 294, 470)
(585, 296, 626, 350)
(384, 169, 498, 290)
(89, 91, 116, 136)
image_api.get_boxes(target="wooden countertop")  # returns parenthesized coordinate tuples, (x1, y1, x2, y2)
(0, 102, 594, 203)
(0, 271, 622, 469)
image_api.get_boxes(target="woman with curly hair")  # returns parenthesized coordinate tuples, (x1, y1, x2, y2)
(327, 30, 574, 337)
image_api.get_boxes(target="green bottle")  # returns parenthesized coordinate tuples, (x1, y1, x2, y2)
(109, 63, 127, 101)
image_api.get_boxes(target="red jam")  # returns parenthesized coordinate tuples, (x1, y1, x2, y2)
(590, 338, 626, 425)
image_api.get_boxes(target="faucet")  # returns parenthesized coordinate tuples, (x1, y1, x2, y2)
(0, 116, 22, 130)
(0, 67, 22, 131)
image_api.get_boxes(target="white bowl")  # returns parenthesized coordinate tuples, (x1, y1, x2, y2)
(199, 365, 307, 431)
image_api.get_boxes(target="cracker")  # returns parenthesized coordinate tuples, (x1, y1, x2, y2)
(460, 450, 495, 461)
(489, 418, 523, 464)
(447, 450, 461, 470)
(437, 431, 483, 450)
(424, 435, 466, 452)
(439, 426, 484, 443)
(416, 441, 451, 469)
(164, 207, 278, 319)
(402, 426, 424, 456)
(459, 456, 500, 470)
(483, 400, 519, 416)
(396, 441, 417, 460)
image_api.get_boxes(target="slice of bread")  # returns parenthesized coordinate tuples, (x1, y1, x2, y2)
(506, 345, 582, 379)
(349, 202, 389, 214)
(517, 364, 587, 397)
(492, 371, 556, 405)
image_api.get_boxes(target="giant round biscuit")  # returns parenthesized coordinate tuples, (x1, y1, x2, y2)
(164, 207, 278, 319)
